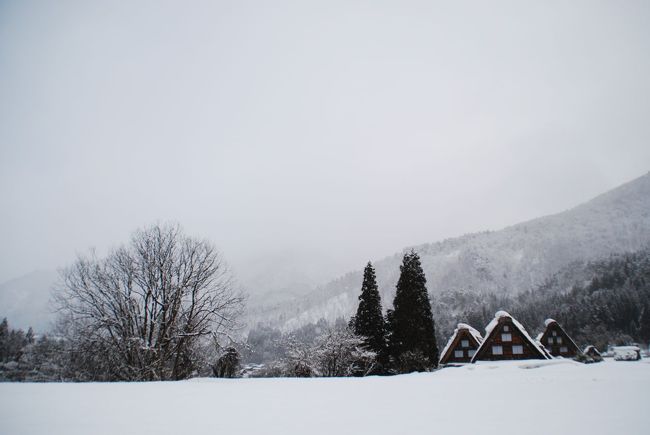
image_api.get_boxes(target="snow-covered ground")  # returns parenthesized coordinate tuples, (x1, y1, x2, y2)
(1, 359, 648, 435)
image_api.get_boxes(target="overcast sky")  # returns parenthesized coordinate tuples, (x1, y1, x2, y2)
(1, 1, 649, 287)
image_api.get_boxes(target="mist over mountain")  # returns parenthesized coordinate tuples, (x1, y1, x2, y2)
(2, 173, 649, 334)
(0, 251, 345, 333)
(0, 270, 58, 331)
(252, 172, 650, 331)
(233, 248, 351, 297)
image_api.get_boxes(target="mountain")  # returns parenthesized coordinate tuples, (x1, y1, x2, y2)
(0, 270, 59, 332)
(4, 173, 650, 334)
(252, 172, 650, 331)
(233, 248, 351, 298)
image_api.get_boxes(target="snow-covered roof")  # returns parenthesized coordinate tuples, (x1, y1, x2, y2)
(583, 345, 600, 355)
(544, 318, 557, 327)
(440, 323, 483, 364)
(472, 311, 549, 362)
(540, 319, 580, 354)
(457, 323, 483, 344)
(537, 340, 552, 358)
(483, 311, 515, 336)
(612, 346, 640, 352)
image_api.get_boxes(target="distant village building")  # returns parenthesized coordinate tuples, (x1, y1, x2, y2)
(439, 323, 483, 365)
(583, 345, 603, 362)
(471, 311, 549, 362)
(539, 319, 580, 358)
(612, 346, 642, 361)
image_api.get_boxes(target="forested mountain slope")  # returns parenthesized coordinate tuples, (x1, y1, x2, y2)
(431, 248, 650, 350)
(253, 172, 650, 330)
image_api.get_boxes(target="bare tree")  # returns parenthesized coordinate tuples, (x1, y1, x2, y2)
(55, 223, 244, 381)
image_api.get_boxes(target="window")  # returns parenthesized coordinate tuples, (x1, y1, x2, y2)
(454, 350, 464, 358)
(557, 337, 563, 344)
(513, 345, 523, 354)
(552, 331, 557, 336)
(461, 339, 469, 348)
(547, 337, 554, 345)
(560, 346, 568, 353)
(492, 345, 503, 355)
(468, 350, 476, 357)
(503, 325, 510, 332)
(501, 333, 512, 342)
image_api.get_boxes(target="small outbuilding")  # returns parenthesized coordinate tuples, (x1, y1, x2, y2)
(539, 319, 580, 358)
(439, 323, 483, 365)
(471, 311, 549, 362)
(582, 345, 603, 363)
(612, 346, 642, 361)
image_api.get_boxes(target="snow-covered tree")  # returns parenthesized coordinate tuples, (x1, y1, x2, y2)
(54, 223, 244, 381)
(353, 262, 386, 362)
(314, 327, 376, 377)
(213, 347, 241, 378)
(283, 335, 318, 377)
(0, 318, 8, 362)
(389, 251, 439, 372)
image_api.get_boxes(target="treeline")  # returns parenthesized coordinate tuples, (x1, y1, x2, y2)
(507, 248, 650, 350)
(2, 224, 245, 382)
(3, 237, 648, 381)
(246, 248, 650, 375)
(244, 251, 440, 376)
(431, 248, 650, 351)
(0, 319, 65, 381)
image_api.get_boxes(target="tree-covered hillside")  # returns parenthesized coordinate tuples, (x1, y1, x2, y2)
(432, 248, 650, 351)
(253, 172, 650, 331)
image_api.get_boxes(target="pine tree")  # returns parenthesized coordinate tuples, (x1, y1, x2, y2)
(388, 250, 438, 372)
(26, 327, 35, 345)
(0, 318, 8, 362)
(213, 347, 241, 378)
(353, 262, 386, 358)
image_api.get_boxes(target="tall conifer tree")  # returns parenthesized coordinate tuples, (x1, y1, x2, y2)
(353, 262, 386, 356)
(389, 251, 438, 372)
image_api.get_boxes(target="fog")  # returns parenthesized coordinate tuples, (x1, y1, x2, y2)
(1, 1, 649, 291)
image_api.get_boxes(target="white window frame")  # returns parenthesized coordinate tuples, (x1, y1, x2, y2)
(560, 346, 568, 353)
(454, 350, 464, 358)
(461, 339, 469, 348)
(557, 337, 563, 344)
(501, 333, 512, 342)
(512, 345, 523, 355)
(468, 350, 476, 357)
(492, 345, 503, 355)
(503, 325, 510, 332)
(548, 337, 554, 345)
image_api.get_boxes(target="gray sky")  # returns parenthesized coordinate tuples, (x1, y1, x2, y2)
(1, 0, 649, 288)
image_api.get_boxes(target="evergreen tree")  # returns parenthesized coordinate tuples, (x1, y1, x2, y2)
(26, 327, 35, 345)
(389, 251, 438, 372)
(0, 318, 8, 362)
(213, 347, 241, 378)
(353, 262, 386, 357)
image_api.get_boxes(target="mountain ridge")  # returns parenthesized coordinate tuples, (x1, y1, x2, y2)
(0, 270, 59, 332)
(251, 171, 650, 330)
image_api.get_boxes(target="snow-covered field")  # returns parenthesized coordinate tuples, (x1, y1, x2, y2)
(1, 359, 648, 435)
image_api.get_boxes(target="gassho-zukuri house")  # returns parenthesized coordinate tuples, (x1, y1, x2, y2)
(470, 311, 550, 362)
(439, 323, 483, 365)
(538, 318, 581, 358)
(439, 312, 610, 364)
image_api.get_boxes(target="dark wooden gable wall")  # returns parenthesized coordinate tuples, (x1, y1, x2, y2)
(540, 321, 580, 358)
(472, 316, 547, 362)
(440, 328, 481, 364)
